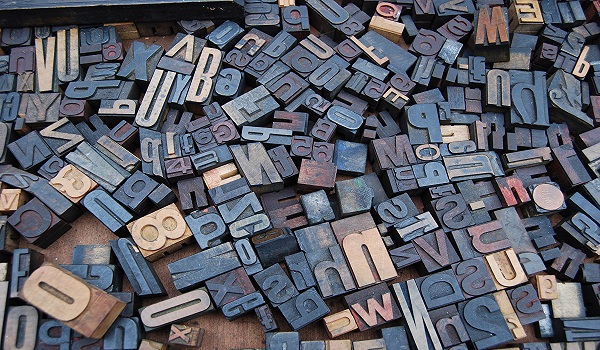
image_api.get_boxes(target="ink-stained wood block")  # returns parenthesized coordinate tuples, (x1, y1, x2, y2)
(335, 177, 373, 218)
(66, 141, 127, 193)
(8, 197, 71, 248)
(10, 248, 44, 299)
(266, 332, 300, 350)
(37, 318, 73, 350)
(223, 85, 279, 128)
(506, 283, 545, 325)
(83, 189, 134, 236)
(60, 264, 122, 293)
(168, 243, 241, 292)
(390, 280, 443, 350)
(127, 203, 193, 262)
(345, 282, 401, 331)
(231, 143, 284, 194)
(492, 290, 527, 342)
(221, 291, 266, 321)
(0, 215, 19, 255)
(139, 339, 168, 350)
(413, 229, 460, 273)
(256, 304, 279, 333)
(299, 190, 336, 225)
(3, 305, 39, 350)
(452, 257, 496, 299)
(333, 140, 367, 176)
(306, 244, 357, 299)
(20, 263, 125, 339)
(140, 288, 214, 331)
(458, 294, 513, 350)
(323, 309, 358, 338)
(254, 263, 298, 306)
(110, 238, 166, 297)
(168, 324, 204, 348)
(261, 187, 307, 230)
(7, 130, 53, 171)
(416, 270, 465, 310)
(278, 287, 330, 331)
(428, 305, 470, 348)
(297, 159, 337, 193)
(207, 267, 256, 308)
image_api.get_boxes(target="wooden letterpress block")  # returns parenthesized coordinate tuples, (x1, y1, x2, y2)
(83, 189, 133, 236)
(255, 263, 298, 306)
(492, 290, 527, 341)
(221, 291, 266, 321)
(278, 287, 330, 331)
(261, 187, 307, 230)
(345, 282, 401, 331)
(295, 223, 337, 253)
(66, 142, 127, 193)
(466, 220, 511, 255)
(252, 227, 300, 267)
(234, 238, 263, 276)
(4, 305, 39, 349)
(49, 164, 97, 204)
(96, 135, 140, 174)
(231, 143, 283, 194)
(256, 304, 279, 332)
(506, 283, 545, 325)
(202, 163, 241, 190)
(223, 85, 278, 128)
(139, 339, 168, 350)
(185, 206, 227, 249)
(10, 248, 44, 299)
(335, 177, 373, 217)
(60, 264, 122, 293)
(8, 130, 53, 171)
(549, 243, 586, 280)
(207, 267, 256, 308)
(127, 204, 193, 262)
(428, 305, 470, 348)
(20, 263, 125, 339)
(306, 244, 356, 299)
(458, 294, 513, 349)
(140, 288, 214, 331)
(110, 238, 166, 297)
(168, 324, 204, 348)
(413, 229, 460, 273)
(266, 332, 300, 350)
(323, 309, 358, 338)
(37, 318, 72, 350)
(390, 280, 443, 350)
(0, 188, 26, 214)
(8, 197, 71, 248)
(534, 275, 558, 301)
(485, 249, 528, 289)
(417, 270, 465, 310)
(299, 190, 335, 225)
(297, 159, 337, 192)
(168, 243, 241, 292)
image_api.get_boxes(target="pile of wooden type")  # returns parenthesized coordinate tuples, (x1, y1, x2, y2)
(0, 0, 600, 348)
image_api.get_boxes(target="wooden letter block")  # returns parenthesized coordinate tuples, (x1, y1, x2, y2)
(3, 305, 39, 350)
(485, 249, 528, 290)
(110, 238, 166, 297)
(140, 288, 214, 331)
(20, 263, 125, 339)
(168, 324, 204, 348)
(127, 204, 193, 262)
(323, 309, 358, 338)
(50, 164, 97, 203)
(391, 280, 443, 350)
(345, 282, 401, 331)
(459, 294, 513, 349)
(0, 188, 26, 214)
